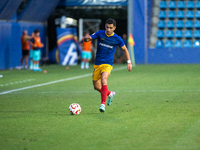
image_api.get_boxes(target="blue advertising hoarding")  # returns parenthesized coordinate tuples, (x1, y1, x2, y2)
(56, 27, 79, 65)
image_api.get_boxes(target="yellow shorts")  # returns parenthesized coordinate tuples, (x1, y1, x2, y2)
(93, 64, 113, 81)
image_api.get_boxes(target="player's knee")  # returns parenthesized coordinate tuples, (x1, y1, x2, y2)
(101, 78, 107, 85)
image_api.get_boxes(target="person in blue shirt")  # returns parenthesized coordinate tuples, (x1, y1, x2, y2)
(84, 18, 132, 112)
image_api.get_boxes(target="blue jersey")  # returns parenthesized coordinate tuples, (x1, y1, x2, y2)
(91, 30, 125, 66)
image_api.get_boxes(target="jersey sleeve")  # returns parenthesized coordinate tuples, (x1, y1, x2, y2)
(90, 31, 100, 39)
(118, 36, 125, 48)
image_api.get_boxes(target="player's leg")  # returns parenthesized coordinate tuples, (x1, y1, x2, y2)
(20, 50, 26, 69)
(33, 50, 37, 71)
(20, 56, 25, 68)
(33, 50, 42, 71)
(85, 59, 89, 69)
(93, 74, 106, 112)
(85, 52, 91, 69)
(92, 65, 104, 112)
(36, 61, 42, 71)
(34, 50, 42, 71)
(93, 79, 101, 92)
(81, 51, 86, 69)
(37, 50, 42, 71)
(92, 65, 102, 92)
(29, 50, 33, 70)
(98, 72, 110, 112)
(93, 64, 114, 112)
(93, 77, 112, 95)
(33, 60, 36, 70)
(81, 59, 86, 69)
(101, 72, 109, 102)
(24, 50, 29, 70)
(101, 65, 115, 106)
(24, 55, 29, 69)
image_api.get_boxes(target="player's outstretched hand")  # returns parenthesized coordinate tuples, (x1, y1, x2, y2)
(127, 63, 132, 72)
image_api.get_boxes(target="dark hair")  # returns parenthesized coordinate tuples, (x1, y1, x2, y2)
(106, 18, 116, 27)
(34, 29, 40, 34)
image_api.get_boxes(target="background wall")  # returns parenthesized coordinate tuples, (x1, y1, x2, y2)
(0, 22, 46, 70)
(0, 0, 60, 70)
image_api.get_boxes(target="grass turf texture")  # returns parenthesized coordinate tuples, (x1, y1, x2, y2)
(0, 64, 200, 150)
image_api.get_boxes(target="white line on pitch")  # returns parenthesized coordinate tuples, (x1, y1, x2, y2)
(0, 66, 127, 96)
(0, 79, 35, 87)
(0, 74, 92, 95)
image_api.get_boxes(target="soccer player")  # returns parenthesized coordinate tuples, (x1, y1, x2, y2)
(30, 29, 44, 72)
(20, 30, 33, 69)
(84, 18, 132, 112)
(81, 31, 93, 69)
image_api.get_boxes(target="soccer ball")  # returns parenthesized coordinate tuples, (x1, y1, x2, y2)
(69, 103, 81, 115)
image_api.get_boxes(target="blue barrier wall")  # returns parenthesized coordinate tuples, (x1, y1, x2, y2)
(0, 0, 60, 70)
(148, 48, 200, 64)
(0, 22, 46, 70)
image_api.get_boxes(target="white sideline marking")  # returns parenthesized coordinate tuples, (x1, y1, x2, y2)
(0, 74, 92, 95)
(0, 66, 127, 96)
(0, 79, 35, 87)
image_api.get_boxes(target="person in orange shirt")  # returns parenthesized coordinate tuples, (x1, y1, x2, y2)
(81, 31, 93, 69)
(20, 30, 33, 69)
(30, 29, 44, 72)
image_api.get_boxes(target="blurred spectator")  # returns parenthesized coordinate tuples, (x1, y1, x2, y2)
(20, 30, 33, 69)
(30, 29, 44, 72)
(80, 31, 93, 69)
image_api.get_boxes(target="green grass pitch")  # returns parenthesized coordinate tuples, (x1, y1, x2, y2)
(0, 64, 200, 150)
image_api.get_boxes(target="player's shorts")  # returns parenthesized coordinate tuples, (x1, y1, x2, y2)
(82, 51, 92, 59)
(22, 49, 29, 56)
(30, 50, 33, 58)
(93, 64, 113, 81)
(33, 50, 41, 61)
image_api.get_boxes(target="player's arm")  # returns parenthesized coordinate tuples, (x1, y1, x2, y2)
(84, 35, 92, 42)
(121, 45, 132, 72)
(30, 39, 37, 48)
(25, 33, 34, 41)
(24, 35, 32, 41)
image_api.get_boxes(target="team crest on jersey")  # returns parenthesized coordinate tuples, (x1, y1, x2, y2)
(101, 38, 105, 40)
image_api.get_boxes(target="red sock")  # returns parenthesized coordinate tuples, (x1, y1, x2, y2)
(101, 85, 109, 105)
(99, 87, 110, 95)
